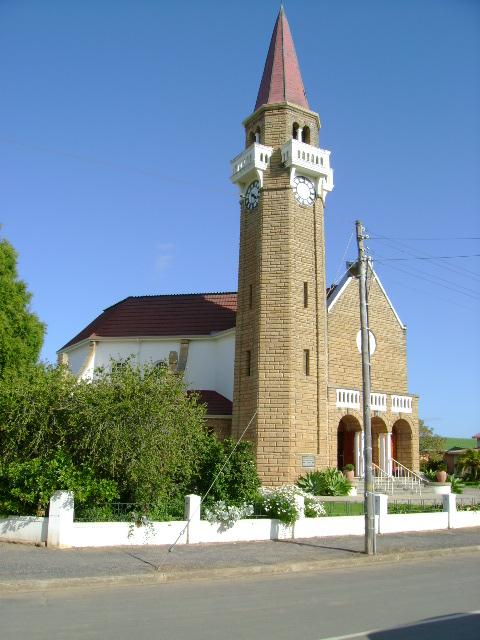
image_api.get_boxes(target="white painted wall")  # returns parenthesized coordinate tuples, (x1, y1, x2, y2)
(214, 332, 235, 401)
(70, 521, 188, 547)
(184, 332, 235, 401)
(0, 516, 48, 545)
(66, 343, 90, 376)
(64, 332, 235, 401)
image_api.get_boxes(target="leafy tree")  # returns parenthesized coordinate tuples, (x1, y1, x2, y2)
(0, 236, 45, 377)
(456, 449, 480, 481)
(0, 360, 260, 517)
(419, 419, 446, 455)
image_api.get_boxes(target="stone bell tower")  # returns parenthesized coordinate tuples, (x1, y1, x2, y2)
(231, 7, 334, 485)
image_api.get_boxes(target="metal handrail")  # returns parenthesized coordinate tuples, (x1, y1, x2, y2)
(391, 458, 425, 494)
(371, 462, 393, 494)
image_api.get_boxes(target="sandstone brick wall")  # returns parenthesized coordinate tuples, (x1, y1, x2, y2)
(326, 275, 419, 471)
(205, 417, 232, 441)
(232, 102, 328, 485)
(327, 274, 408, 393)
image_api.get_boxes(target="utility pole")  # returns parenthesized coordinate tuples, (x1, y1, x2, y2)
(356, 220, 376, 555)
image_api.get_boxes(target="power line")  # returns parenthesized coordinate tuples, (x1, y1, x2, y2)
(369, 236, 480, 241)
(370, 234, 480, 283)
(374, 254, 480, 261)
(375, 259, 480, 301)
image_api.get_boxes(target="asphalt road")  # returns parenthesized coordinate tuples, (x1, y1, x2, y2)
(1, 554, 479, 639)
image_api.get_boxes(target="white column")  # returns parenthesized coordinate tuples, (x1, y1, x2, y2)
(443, 493, 457, 529)
(184, 494, 201, 544)
(379, 434, 386, 473)
(255, 131, 260, 143)
(386, 432, 393, 476)
(296, 127, 303, 141)
(354, 431, 365, 477)
(47, 491, 74, 548)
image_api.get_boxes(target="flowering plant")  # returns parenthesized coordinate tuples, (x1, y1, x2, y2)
(259, 485, 325, 525)
(204, 501, 254, 530)
(304, 494, 326, 518)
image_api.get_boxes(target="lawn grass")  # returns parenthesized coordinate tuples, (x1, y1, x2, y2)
(323, 502, 364, 517)
(443, 437, 476, 450)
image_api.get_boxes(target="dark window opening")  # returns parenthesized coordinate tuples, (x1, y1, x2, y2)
(249, 284, 253, 309)
(246, 350, 251, 377)
(303, 349, 310, 376)
(303, 282, 308, 308)
(302, 126, 311, 144)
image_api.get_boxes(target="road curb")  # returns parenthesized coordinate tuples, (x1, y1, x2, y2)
(0, 544, 478, 593)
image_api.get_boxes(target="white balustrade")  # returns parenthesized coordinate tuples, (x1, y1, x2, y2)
(281, 139, 333, 192)
(391, 395, 412, 414)
(336, 388, 360, 409)
(230, 142, 273, 185)
(370, 393, 387, 411)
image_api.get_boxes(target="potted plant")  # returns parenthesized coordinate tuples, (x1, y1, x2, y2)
(436, 463, 448, 483)
(343, 464, 355, 482)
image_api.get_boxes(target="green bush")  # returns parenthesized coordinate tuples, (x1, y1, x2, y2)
(0, 361, 211, 508)
(0, 450, 118, 516)
(448, 474, 465, 494)
(297, 469, 352, 496)
(456, 450, 480, 481)
(193, 438, 260, 508)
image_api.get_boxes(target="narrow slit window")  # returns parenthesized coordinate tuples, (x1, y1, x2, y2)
(303, 349, 310, 376)
(303, 282, 308, 308)
(246, 350, 251, 377)
(249, 284, 253, 309)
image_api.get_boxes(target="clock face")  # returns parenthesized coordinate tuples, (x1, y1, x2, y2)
(245, 180, 260, 210)
(293, 175, 316, 206)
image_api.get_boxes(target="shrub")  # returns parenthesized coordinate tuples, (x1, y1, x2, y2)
(259, 486, 300, 525)
(344, 464, 354, 472)
(0, 450, 118, 516)
(456, 450, 480, 481)
(297, 469, 352, 496)
(448, 474, 465, 494)
(204, 501, 254, 530)
(193, 438, 260, 508)
(304, 494, 326, 518)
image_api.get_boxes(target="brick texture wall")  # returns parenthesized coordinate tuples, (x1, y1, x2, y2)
(232, 102, 328, 485)
(327, 274, 419, 471)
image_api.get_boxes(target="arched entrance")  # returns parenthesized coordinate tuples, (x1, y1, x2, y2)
(337, 416, 362, 475)
(392, 419, 413, 470)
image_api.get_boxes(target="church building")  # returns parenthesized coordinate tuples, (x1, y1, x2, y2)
(58, 8, 419, 485)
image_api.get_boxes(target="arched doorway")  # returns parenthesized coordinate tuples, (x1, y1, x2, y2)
(392, 419, 413, 470)
(337, 416, 362, 475)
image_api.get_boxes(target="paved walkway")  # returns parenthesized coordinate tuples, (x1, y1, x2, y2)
(1, 527, 479, 591)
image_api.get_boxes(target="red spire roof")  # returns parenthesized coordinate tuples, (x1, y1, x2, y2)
(255, 7, 309, 111)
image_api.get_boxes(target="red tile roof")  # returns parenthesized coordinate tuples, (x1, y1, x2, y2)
(191, 390, 233, 416)
(60, 292, 237, 350)
(60, 287, 335, 351)
(255, 7, 309, 111)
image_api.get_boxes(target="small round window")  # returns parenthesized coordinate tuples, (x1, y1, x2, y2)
(356, 330, 376, 355)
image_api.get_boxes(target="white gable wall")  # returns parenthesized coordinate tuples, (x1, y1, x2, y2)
(63, 331, 236, 402)
(66, 343, 91, 375)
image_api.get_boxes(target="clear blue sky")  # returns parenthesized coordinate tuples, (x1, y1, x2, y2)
(1, 0, 479, 437)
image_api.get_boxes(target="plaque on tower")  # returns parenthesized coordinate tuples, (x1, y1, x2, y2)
(301, 454, 316, 469)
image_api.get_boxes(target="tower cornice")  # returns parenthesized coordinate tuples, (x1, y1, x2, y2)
(243, 101, 320, 130)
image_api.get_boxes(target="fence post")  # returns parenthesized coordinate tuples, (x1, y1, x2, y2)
(443, 493, 456, 529)
(47, 491, 74, 548)
(184, 494, 201, 544)
(374, 493, 388, 534)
